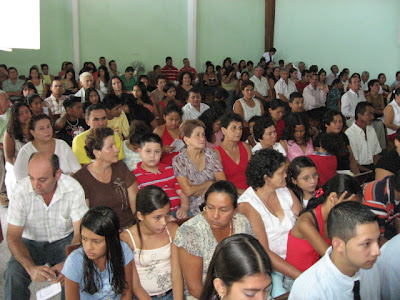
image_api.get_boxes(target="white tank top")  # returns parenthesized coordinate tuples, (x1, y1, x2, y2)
(238, 98, 262, 122)
(125, 227, 172, 296)
(386, 100, 400, 135)
(237, 187, 296, 259)
(99, 79, 108, 95)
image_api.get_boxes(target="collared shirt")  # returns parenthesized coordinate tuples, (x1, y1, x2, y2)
(7, 174, 88, 242)
(289, 247, 381, 300)
(182, 102, 209, 121)
(250, 75, 270, 97)
(341, 89, 366, 118)
(2, 78, 25, 100)
(262, 52, 274, 62)
(74, 87, 104, 103)
(120, 74, 136, 92)
(303, 84, 327, 110)
(44, 94, 67, 115)
(361, 80, 369, 91)
(180, 66, 198, 80)
(326, 86, 342, 110)
(274, 78, 297, 100)
(345, 123, 381, 165)
(326, 73, 338, 86)
(252, 142, 286, 156)
(161, 65, 179, 82)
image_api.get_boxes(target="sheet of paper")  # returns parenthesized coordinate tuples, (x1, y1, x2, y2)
(36, 282, 61, 300)
(170, 139, 186, 152)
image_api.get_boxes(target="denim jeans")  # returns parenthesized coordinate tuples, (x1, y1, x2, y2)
(3, 233, 73, 300)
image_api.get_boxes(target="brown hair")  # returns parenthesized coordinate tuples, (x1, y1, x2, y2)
(179, 119, 205, 144)
(84, 127, 114, 159)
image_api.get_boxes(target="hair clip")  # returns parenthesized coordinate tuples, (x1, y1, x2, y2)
(315, 188, 324, 198)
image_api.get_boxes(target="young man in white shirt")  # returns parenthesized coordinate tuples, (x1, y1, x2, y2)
(274, 68, 297, 102)
(289, 201, 381, 300)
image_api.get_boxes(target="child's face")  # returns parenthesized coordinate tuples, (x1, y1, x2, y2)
(81, 227, 106, 263)
(129, 143, 140, 153)
(157, 79, 166, 90)
(139, 142, 162, 169)
(289, 97, 304, 113)
(249, 121, 256, 135)
(138, 204, 170, 234)
(165, 88, 176, 99)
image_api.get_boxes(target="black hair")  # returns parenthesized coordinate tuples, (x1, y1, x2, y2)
(22, 81, 38, 95)
(85, 103, 106, 120)
(204, 180, 238, 209)
(164, 101, 183, 117)
(64, 68, 78, 88)
(318, 132, 341, 155)
(327, 201, 377, 242)
(63, 95, 81, 109)
(103, 94, 123, 110)
(320, 110, 344, 132)
(390, 87, 400, 102)
(80, 206, 126, 295)
(155, 74, 166, 85)
(108, 60, 116, 67)
(178, 71, 193, 85)
(162, 82, 176, 95)
(220, 112, 243, 129)
(269, 47, 276, 52)
(246, 149, 285, 189)
(268, 98, 286, 111)
(108, 75, 125, 94)
(306, 174, 362, 213)
(330, 65, 338, 72)
(253, 117, 275, 142)
(355, 101, 373, 120)
(139, 133, 162, 148)
(200, 234, 272, 300)
(247, 61, 254, 66)
(84, 127, 115, 160)
(125, 66, 134, 73)
(98, 65, 110, 83)
(309, 65, 318, 73)
(248, 115, 261, 126)
(281, 112, 311, 144)
(7, 102, 32, 142)
(27, 93, 41, 106)
(187, 87, 201, 99)
(165, 56, 172, 62)
(198, 108, 223, 143)
(241, 80, 254, 90)
(128, 120, 151, 146)
(396, 127, 400, 141)
(132, 82, 153, 106)
(28, 66, 40, 80)
(289, 92, 303, 103)
(279, 59, 284, 64)
(214, 88, 229, 100)
(301, 69, 310, 77)
(153, 65, 161, 71)
(40, 64, 48, 69)
(318, 68, 327, 76)
(84, 87, 100, 106)
(287, 156, 316, 205)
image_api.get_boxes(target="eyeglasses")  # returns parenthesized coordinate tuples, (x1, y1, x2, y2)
(299, 173, 319, 182)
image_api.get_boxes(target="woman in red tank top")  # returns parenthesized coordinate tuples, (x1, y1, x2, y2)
(154, 102, 182, 166)
(215, 112, 252, 194)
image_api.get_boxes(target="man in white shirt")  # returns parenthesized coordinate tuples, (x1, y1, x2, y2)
(182, 88, 210, 121)
(326, 64, 339, 86)
(289, 201, 381, 300)
(274, 68, 297, 102)
(303, 74, 327, 119)
(250, 66, 270, 104)
(341, 76, 366, 127)
(361, 71, 370, 92)
(44, 80, 67, 116)
(262, 47, 276, 63)
(4, 152, 88, 300)
(74, 72, 104, 103)
(345, 102, 381, 172)
(295, 61, 306, 81)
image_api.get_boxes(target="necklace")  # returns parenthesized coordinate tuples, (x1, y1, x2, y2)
(66, 118, 79, 127)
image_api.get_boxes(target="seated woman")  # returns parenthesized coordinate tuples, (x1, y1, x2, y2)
(200, 234, 272, 300)
(27, 93, 53, 120)
(285, 175, 362, 283)
(326, 79, 343, 110)
(376, 128, 400, 180)
(314, 110, 359, 174)
(233, 80, 264, 127)
(235, 71, 250, 98)
(238, 149, 302, 296)
(21, 82, 37, 102)
(174, 181, 254, 299)
(280, 112, 314, 161)
(182, 88, 210, 121)
(251, 116, 287, 156)
(121, 186, 183, 300)
(267, 98, 286, 140)
(158, 83, 183, 116)
(132, 82, 154, 113)
(384, 87, 400, 142)
(289, 67, 299, 84)
(3, 102, 32, 192)
(95, 65, 110, 96)
(214, 112, 252, 194)
(62, 206, 133, 299)
(378, 73, 391, 101)
(221, 66, 238, 109)
(154, 102, 182, 166)
(82, 87, 100, 112)
(176, 71, 193, 104)
(61, 68, 79, 95)
(203, 63, 219, 97)
(73, 127, 138, 229)
(28, 66, 48, 99)
(173, 119, 226, 215)
(268, 67, 281, 99)
(317, 69, 329, 93)
(198, 107, 223, 149)
(14, 114, 81, 181)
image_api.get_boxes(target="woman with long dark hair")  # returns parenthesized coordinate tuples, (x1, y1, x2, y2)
(200, 234, 272, 300)
(62, 206, 133, 299)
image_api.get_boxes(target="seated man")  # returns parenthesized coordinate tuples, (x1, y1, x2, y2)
(74, 72, 104, 103)
(361, 71, 370, 92)
(326, 64, 339, 86)
(289, 201, 381, 300)
(72, 103, 124, 165)
(345, 102, 381, 172)
(4, 152, 88, 300)
(161, 56, 179, 83)
(180, 58, 198, 83)
(375, 128, 400, 180)
(120, 66, 135, 92)
(341, 76, 366, 127)
(303, 74, 327, 120)
(242, 60, 254, 78)
(274, 68, 297, 102)
(295, 69, 311, 93)
(250, 65, 270, 104)
(2, 67, 24, 102)
(363, 172, 400, 243)
(54, 96, 89, 146)
(288, 92, 305, 113)
(44, 79, 67, 119)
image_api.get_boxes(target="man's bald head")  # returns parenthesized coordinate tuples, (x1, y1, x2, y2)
(29, 152, 60, 176)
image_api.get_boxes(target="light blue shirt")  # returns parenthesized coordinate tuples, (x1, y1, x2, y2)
(377, 234, 400, 300)
(289, 247, 381, 300)
(62, 241, 133, 300)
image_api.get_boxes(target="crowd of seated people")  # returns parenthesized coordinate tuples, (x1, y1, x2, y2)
(0, 53, 399, 299)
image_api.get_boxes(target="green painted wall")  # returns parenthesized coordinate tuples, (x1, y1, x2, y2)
(196, 0, 265, 72)
(0, 0, 73, 77)
(274, 0, 400, 83)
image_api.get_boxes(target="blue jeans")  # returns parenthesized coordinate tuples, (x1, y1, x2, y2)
(3, 233, 73, 300)
(133, 289, 173, 300)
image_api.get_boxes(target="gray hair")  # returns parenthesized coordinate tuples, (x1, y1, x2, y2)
(362, 71, 369, 76)
(79, 72, 93, 82)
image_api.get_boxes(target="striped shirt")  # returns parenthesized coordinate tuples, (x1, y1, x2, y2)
(134, 162, 181, 211)
(363, 176, 400, 235)
(161, 65, 179, 82)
